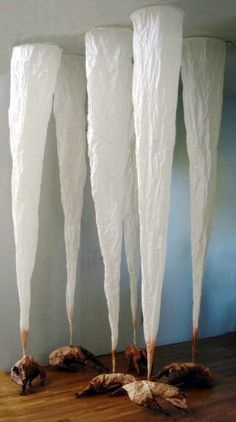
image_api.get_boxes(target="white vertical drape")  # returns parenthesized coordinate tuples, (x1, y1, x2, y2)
(131, 6, 183, 378)
(85, 27, 133, 371)
(123, 121, 140, 345)
(181, 37, 226, 360)
(53, 54, 87, 345)
(9, 44, 62, 355)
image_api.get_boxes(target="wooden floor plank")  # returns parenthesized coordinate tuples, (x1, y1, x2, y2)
(0, 333, 235, 421)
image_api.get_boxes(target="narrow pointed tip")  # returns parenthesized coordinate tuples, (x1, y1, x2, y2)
(69, 325, 73, 347)
(132, 321, 137, 346)
(67, 308, 74, 346)
(112, 350, 116, 373)
(192, 327, 198, 362)
(21, 329, 29, 357)
(146, 341, 156, 380)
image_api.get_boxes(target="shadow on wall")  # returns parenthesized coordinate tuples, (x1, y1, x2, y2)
(202, 97, 236, 337)
(0, 73, 20, 369)
(159, 92, 236, 347)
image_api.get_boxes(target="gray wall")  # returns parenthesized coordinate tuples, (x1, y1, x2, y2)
(1, 69, 236, 370)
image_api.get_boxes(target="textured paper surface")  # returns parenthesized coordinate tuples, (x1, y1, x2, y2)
(9, 44, 62, 335)
(123, 120, 140, 345)
(54, 54, 87, 344)
(123, 380, 188, 409)
(181, 38, 226, 330)
(131, 6, 183, 350)
(86, 28, 133, 355)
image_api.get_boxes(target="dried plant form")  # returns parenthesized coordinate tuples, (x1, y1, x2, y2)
(75, 373, 136, 397)
(48, 345, 108, 373)
(153, 362, 214, 388)
(125, 344, 147, 375)
(121, 380, 188, 415)
(11, 355, 46, 395)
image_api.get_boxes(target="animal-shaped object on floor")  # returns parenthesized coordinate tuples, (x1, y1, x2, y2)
(119, 380, 188, 415)
(125, 344, 147, 375)
(75, 373, 137, 397)
(153, 362, 214, 387)
(49, 345, 108, 373)
(11, 355, 46, 395)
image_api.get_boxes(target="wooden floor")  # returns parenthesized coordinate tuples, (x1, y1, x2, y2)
(0, 333, 236, 422)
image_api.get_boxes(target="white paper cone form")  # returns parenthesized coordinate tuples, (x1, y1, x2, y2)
(9, 43, 62, 355)
(86, 27, 133, 371)
(123, 121, 140, 345)
(131, 6, 183, 378)
(181, 37, 226, 360)
(53, 54, 87, 345)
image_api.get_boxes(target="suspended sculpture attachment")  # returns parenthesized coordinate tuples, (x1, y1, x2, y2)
(131, 6, 183, 379)
(54, 54, 87, 345)
(9, 43, 61, 359)
(85, 27, 134, 372)
(181, 38, 226, 361)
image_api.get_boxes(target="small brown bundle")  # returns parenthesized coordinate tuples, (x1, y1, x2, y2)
(125, 344, 147, 375)
(11, 355, 46, 395)
(49, 345, 108, 372)
(75, 373, 136, 397)
(153, 362, 214, 387)
(122, 380, 188, 415)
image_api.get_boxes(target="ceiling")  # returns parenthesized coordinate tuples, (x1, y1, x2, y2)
(0, 0, 236, 96)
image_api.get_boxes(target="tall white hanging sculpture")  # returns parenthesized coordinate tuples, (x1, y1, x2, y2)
(53, 55, 87, 346)
(181, 38, 226, 361)
(9, 44, 62, 356)
(123, 125, 140, 345)
(131, 6, 183, 379)
(86, 27, 133, 371)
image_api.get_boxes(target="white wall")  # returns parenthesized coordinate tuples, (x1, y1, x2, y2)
(1, 61, 236, 369)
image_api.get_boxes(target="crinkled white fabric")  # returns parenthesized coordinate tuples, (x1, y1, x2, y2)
(181, 38, 226, 330)
(123, 120, 140, 345)
(86, 28, 133, 352)
(131, 6, 183, 346)
(9, 44, 62, 331)
(53, 55, 87, 345)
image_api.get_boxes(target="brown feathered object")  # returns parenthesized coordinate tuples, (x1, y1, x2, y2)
(75, 373, 136, 397)
(121, 380, 188, 415)
(49, 345, 108, 373)
(125, 344, 147, 375)
(153, 362, 214, 387)
(11, 355, 46, 395)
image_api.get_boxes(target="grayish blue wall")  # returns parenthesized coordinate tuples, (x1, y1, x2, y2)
(159, 95, 236, 345)
(0, 69, 236, 370)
